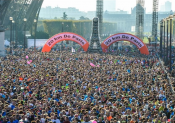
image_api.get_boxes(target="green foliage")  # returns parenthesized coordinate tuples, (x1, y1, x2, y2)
(79, 16, 90, 20)
(36, 31, 49, 39)
(42, 20, 117, 38)
(31, 31, 49, 39)
(62, 12, 68, 20)
(37, 21, 44, 31)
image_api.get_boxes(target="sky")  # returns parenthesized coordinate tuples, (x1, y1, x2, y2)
(42, 0, 175, 13)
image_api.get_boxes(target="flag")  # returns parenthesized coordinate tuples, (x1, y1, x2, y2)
(71, 47, 75, 53)
(114, 59, 118, 64)
(90, 63, 96, 67)
(127, 69, 131, 73)
(65, 86, 69, 89)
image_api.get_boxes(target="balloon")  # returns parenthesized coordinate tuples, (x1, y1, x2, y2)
(26, 55, 29, 59)
(92, 121, 97, 123)
(90, 63, 95, 67)
(27, 61, 31, 64)
(2, 95, 5, 98)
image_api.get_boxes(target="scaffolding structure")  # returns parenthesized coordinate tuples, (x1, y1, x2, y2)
(136, 0, 145, 40)
(96, 0, 103, 38)
(152, 0, 159, 42)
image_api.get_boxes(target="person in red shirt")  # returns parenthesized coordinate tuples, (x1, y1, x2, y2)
(63, 116, 70, 123)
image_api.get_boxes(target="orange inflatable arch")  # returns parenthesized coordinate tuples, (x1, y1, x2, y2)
(42, 32, 89, 52)
(101, 33, 149, 55)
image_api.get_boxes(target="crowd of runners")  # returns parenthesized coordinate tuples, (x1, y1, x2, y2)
(0, 49, 175, 123)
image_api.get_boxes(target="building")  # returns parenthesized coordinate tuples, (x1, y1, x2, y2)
(160, 4, 165, 12)
(159, 1, 172, 12)
(86, 11, 96, 19)
(104, 0, 116, 11)
(106, 10, 128, 14)
(165, 1, 172, 12)
(39, 6, 86, 20)
(103, 6, 170, 33)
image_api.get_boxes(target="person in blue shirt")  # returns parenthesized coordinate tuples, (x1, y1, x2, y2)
(7, 116, 15, 123)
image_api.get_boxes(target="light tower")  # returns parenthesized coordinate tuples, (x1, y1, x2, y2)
(96, 0, 103, 38)
(136, 0, 145, 40)
(152, 0, 159, 49)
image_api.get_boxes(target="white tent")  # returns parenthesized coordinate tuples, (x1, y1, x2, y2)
(4, 40, 10, 46)
(27, 39, 48, 48)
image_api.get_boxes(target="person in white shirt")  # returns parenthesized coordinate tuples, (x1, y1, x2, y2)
(51, 115, 61, 123)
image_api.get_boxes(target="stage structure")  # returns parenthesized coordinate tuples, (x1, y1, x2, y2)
(96, 0, 103, 39)
(136, 0, 145, 40)
(88, 17, 102, 53)
(152, 0, 159, 48)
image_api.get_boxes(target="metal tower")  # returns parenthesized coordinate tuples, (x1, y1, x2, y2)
(88, 17, 102, 53)
(136, 0, 145, 40)
(96, 0, 103, 38)
(0, 0, 11, 56)
(152, 0, 159, 45)
(3, 0, 44, 46)
(4, 0, 44, 31)
(0, 0, 11, 31)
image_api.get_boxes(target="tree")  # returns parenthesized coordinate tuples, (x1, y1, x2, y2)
(79, 16, 90, 20)
(68, 17, 75, 20)
(31, 31, 49, 39)
(62, 12, 68, 20)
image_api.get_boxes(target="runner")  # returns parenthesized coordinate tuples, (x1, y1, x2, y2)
(0, 49, 174, 123)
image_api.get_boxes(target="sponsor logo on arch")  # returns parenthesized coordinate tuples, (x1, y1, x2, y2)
(101, 33, 149, 55)
(42, 32, 89, 52)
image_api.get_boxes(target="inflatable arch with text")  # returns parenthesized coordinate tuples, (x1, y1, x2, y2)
(101, 33, 149, 55)
(42, 32, 89, 52)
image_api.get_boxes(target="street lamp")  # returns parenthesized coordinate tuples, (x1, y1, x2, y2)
(9, 17, 13, 54)
(169, 15, 173, 72)
(12, 20, 15, 53)
(166, 17, 169, 65)
(66, 25, 69, 31)
(160, 19, 163, 58)
(163, 18, 166, 63)
(61, 22, 64, 51)
(66, 25, 69, 45)
(23, 18, 27, 51)
(34, 19, 37, 50)
(155, 22, 157, 50)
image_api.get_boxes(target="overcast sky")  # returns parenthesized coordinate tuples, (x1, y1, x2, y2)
(42, 0, 175, 13)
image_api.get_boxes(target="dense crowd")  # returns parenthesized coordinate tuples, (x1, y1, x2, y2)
(0, 49, 175, 123)
(161, 48, 175, 76)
